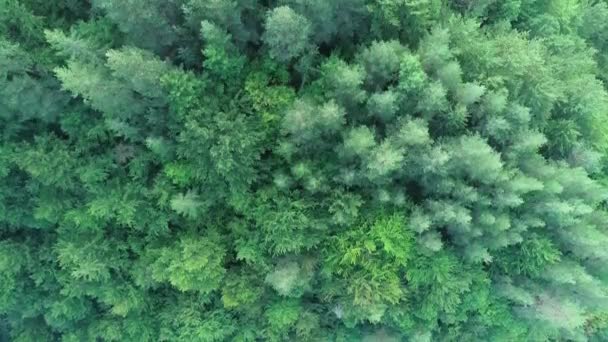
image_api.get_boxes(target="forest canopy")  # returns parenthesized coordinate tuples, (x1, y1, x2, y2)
(2, 0, 608, 341)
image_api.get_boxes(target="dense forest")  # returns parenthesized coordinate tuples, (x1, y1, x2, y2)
(2, 0, 608, 341)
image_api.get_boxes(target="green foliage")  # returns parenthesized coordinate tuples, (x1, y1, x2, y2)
(368, 0, 443, 45)
(357, 40, 406, 90)
(249, 191, 324, 255)
(148, 235, 226, 294)
(245, 69, 295, 127)
(263, 6, 312, 63)
(494, 233, 562, 277)
(170, 191, 205, 219)
(322, 213, 413, 323)
(3, 1, 608, 341)
(91, 0, 179, 52)
(265, 258, 314, 297)
(201, 20, 246, 86)
(407, 250, 473, 322)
